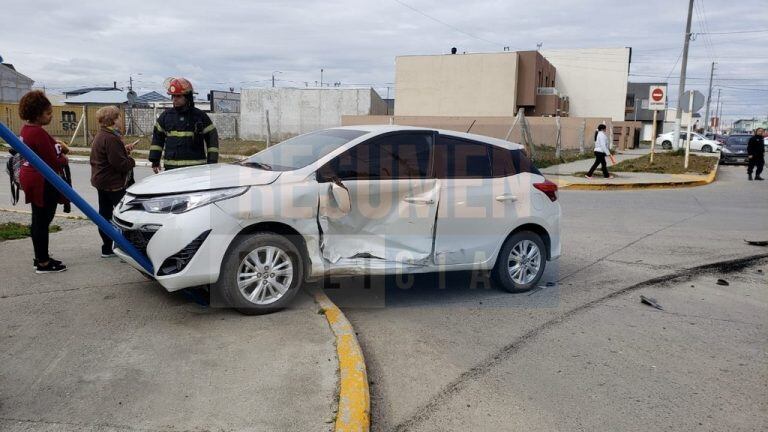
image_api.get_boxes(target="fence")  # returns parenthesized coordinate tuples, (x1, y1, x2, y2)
(0, 103, 240, 146)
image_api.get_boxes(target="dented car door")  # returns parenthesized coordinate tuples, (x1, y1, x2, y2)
(316, 131, 439, 265)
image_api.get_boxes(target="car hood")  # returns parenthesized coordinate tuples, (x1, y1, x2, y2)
(128, 164, 281, 195)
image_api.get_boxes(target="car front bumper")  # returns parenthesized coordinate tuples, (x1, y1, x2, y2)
(112, 202, 242, 291)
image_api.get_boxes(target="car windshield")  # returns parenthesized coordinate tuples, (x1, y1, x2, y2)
(239, 129, 367, 171)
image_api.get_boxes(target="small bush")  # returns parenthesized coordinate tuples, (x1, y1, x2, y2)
(0, 222, 61, 241)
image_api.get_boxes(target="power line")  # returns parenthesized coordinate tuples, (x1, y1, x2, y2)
(391, 0, 506, 48)
(695, 29, 768, 35)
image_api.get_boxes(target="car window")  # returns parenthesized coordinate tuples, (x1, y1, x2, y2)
(434, 136, 492, 179)
(319, 132, 433, 181)
(241, 128, 367, 171)
(727, 136, 750, 146)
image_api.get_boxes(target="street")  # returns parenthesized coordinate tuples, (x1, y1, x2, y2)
(1, 163, 766, 431)
(326, 164, 768, 431)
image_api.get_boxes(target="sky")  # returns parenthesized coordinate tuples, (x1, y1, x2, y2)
(2, 0, 766, 123)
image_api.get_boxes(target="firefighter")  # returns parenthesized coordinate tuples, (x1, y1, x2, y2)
(149, 77, 219, 172)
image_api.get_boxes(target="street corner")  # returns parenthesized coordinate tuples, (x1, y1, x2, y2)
(0, 225, 341, 431)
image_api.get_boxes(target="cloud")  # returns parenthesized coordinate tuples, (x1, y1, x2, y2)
(1, 0, 765, 121)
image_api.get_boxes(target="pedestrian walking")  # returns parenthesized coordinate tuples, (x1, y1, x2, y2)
(90, 105, 136, 257)
(17, 90, 69, 273)
(149, 77, 219, 172)
(586, 124, 615, 179)
(747, 127, 764, 181)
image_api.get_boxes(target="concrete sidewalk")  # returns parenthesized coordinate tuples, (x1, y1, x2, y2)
(0, 225, 338, 431)
(541, 149, 719, 189)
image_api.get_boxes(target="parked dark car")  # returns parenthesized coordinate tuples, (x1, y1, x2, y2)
(720, 134, 750, 165)
(704, 132, 727, 144)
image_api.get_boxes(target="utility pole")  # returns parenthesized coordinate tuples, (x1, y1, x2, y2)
(320, 69, 324, 87)
(703, 61, 715, 133)
(672, 0, 695, 150)
(714, 88, 721, 133)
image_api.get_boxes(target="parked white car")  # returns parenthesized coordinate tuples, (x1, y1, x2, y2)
(113, 126, 561, 314)
(655, 131, 722, 152)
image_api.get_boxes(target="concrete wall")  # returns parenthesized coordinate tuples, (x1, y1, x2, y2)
(0, 66, 33, 103)
(240, 88, 387, 141)
(342, 115, 613, 150)
(395, 53, 518, 117)
(541, 48, 630, 121)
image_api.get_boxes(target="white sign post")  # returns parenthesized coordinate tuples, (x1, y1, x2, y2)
(648, 85, 667, 163)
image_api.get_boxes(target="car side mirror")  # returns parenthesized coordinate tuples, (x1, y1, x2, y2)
(331, 180, 351, 214)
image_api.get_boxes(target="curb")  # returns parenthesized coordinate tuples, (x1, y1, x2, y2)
(555, 161, 719, 191)
(314, 291, 370, 432)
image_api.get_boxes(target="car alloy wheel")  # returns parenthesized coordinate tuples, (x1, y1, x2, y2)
(507, 239, 542, 285)
(237, 245, 294, 305)
(702, 145, 712, 153)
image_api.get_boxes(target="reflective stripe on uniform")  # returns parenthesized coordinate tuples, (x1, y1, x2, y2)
(149, 145, 164, 151)
(154, 122, 165, 133)
(167, 130, 195, 137)
(203, 124, 216, 134)
(207, 147, 219, 153)
(163, 159, 207, 166)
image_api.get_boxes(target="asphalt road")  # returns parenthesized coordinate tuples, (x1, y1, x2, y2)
(325, 165, 768, 432)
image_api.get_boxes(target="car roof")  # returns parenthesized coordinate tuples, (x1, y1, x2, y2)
(334, 125, 523, 150)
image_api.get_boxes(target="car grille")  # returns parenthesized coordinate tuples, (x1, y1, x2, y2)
(121, 229, 156, 256)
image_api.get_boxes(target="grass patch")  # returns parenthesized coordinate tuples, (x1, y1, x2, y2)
(0, 222, 61, 241)
(532, 146, 594, 169)
(576, 150, 717, 176)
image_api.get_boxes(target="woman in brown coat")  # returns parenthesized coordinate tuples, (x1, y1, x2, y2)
(90, 106, 135, 257)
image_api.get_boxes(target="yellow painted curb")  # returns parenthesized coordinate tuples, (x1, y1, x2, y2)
(314, 291, 370, 432)
(557, 161, 719, 191)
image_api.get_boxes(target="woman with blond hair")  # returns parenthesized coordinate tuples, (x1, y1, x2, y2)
(90, 105, 135, 257)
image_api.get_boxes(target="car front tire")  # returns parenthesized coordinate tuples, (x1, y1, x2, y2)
(215, 232, 304, 315)
(662, 140, 672, 149)
(493, 231, 547, 293)
(701, 145, 712, 153)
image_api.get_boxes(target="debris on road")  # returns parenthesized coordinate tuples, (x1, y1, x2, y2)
(640, 295, 664, 310)
(716, 279, 730, 286)
(744, 240, 768, 247)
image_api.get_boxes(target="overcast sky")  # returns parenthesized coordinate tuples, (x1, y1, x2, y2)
(2, 0, 766, 122)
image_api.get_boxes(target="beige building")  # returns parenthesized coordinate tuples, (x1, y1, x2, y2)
(395, 52, 519, 117)
(540, 48, 631, 121)
(395, 48, 629, 121)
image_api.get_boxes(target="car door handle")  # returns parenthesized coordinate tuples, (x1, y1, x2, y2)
(404, 196, 434, 205)
(495, 194, 518, 202)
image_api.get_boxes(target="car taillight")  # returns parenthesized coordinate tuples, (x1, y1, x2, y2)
(533, 179, 558, 202)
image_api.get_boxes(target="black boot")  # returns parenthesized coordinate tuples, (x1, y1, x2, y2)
(748, 173, 753, 181)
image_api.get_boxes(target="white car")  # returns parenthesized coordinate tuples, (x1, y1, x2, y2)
(655, 131, 722, 152)
(113, 126, 561, 314)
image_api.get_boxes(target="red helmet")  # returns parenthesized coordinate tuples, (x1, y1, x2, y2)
(164, 77, 194, 95)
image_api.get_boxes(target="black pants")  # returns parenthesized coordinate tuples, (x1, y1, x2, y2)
(587, 151, 610, 178)
(97, 189, 126, 253)
(747, 156, 764, 178)
(30, 181, 59, 262)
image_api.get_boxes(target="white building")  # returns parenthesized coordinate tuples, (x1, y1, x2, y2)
(0, 64, 33, 103)
(541, 48, 631, 121)
(240, 87, 388, 141)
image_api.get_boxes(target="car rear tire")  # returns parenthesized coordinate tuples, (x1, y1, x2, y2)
(493, 231, 547, 293)
(701, 144, 712, 153)
(215, 232, 303, 315)
(662, 140, 672, 149)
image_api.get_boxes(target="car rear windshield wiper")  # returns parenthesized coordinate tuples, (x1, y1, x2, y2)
(239, 161, 273, 171)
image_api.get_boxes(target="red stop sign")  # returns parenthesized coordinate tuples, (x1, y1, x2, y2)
(652, 88, 664, 102)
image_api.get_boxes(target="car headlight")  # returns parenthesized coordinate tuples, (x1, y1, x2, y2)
(721, 147, 732, 154)
(128, 187, 249, 214)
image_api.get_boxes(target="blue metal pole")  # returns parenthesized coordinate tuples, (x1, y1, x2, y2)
(0, 122, 154, 274)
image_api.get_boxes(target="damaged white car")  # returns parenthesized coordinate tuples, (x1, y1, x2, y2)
(113, 126, 561, 314)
